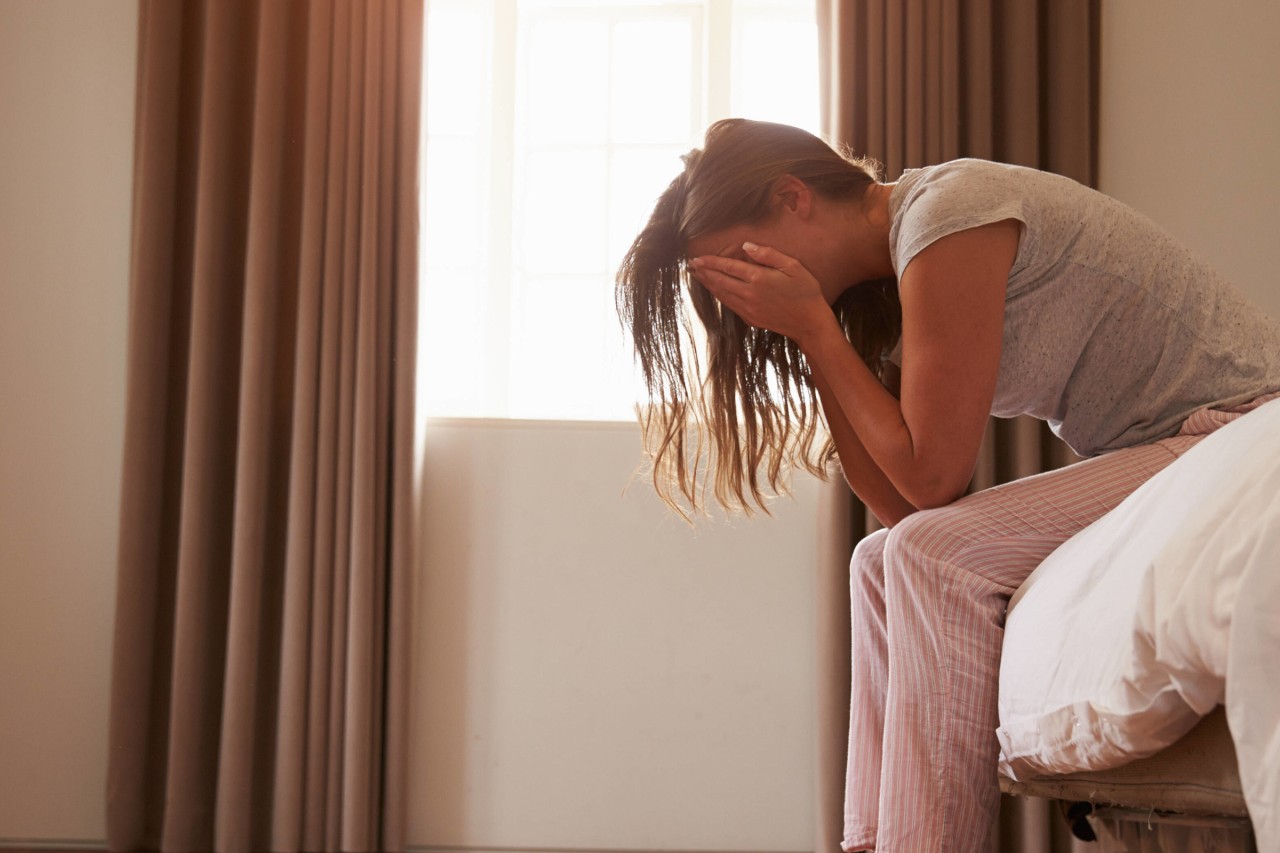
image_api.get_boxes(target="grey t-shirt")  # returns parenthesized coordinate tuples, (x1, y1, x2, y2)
(885, 158, 1280, 457)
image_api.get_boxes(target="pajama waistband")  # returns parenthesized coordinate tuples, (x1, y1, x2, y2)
(1176, 390, 1280, 437)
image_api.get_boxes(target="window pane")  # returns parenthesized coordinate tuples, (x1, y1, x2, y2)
(608, 146, 686, 271)
(736, 19, 820, 135)
(527, 20, 610, 144)
(419, 1, 823, 421)
(600, 307, 649, 420)
(521, 148, 608, 274)
(423, 138, 483, 266)
(610, 20, 694, 143)
(521, 0, 677, 7)
(425, 3, 486, 136)
(509, 276, 610, 419)
(419, 269, 489, 416)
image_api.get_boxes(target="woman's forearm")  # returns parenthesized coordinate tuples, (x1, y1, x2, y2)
(810, 363, 918, 527)
(691, 229, 1010, 510)
(800, 315, 958, 509)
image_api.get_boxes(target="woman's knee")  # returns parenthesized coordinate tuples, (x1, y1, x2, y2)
(850, 527, 889, 576)
(849, 525, 890, 617)
(883, 505, 972, 576)
(849, 527, 890, 598)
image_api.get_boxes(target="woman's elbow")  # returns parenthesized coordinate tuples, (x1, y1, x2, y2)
(901, 472, 968, 511)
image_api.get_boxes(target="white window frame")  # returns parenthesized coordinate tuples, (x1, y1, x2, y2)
(420, 0, 818, 422)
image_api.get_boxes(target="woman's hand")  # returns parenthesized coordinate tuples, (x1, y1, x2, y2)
(690, 243, 835, 345)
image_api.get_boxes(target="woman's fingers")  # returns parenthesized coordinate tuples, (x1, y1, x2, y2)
(690, 264, 745, 306)
(689, 256, 772, 326)
(689, 260, 736, 288)
(741, 242, 799, 272)
(688, 244, 825, 337)
(691, 254, 758, 283)
(691, 242, 800, 279)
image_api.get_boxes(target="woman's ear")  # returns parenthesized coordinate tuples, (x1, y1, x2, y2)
(771, 174, 812, 218)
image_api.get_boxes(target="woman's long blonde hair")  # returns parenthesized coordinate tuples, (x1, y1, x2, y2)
(615, 118, 901, 518)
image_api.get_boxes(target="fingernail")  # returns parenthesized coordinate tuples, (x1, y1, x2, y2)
(689, 257, 702, 268)
(743, 241, 760, 252)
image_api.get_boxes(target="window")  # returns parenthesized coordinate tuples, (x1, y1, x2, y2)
(419, 0, 819, 421)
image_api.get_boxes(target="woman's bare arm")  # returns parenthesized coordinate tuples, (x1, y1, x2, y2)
(810, 361, 918, 527)
(796, 221, 1016, 507)
(693, 219, 1018, 509)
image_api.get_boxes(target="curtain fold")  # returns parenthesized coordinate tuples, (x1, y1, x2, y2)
(821, 0, 1096, 186)
(108, 2, 423, 851)
(815, 2, 1098, 850)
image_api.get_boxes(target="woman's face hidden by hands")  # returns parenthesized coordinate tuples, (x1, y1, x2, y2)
(684, 175, 894, 305)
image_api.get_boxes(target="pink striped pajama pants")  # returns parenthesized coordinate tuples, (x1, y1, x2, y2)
(842, 394, 1279, 853)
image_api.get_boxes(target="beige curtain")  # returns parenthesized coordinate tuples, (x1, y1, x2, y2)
(107, 2, 422, 851)
(814, 1, 1098, 850)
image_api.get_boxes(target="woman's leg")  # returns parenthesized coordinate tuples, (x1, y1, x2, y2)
(843, 528, 890, 852)
(862, 434, 1203, 852)
(842, 394, 1277, 851)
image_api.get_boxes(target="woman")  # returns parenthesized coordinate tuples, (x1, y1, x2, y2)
(615, 118, 1280, 851)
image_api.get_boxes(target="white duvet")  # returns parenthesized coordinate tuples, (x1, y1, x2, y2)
(997, 397, 1280, 851)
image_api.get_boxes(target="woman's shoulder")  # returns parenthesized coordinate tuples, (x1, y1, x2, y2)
(889, 159, 1050, 277)
(904, 157, 1015, 177)
(895, 159, 1071, 205)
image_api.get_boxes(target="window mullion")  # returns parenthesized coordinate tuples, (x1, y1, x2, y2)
(489, 0, 519, 417)
(704, 0, 733, 122)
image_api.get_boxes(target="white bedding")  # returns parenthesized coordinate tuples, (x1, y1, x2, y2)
(997, 396, 1280, 850)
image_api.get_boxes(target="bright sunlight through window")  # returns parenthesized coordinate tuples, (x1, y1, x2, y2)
(419, 0, 820, 421)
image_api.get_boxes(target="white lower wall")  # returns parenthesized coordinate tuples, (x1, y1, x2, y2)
(407, 420, 822, 851)
(0, 0, 137, 841)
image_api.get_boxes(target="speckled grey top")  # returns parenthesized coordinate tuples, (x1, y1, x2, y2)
(885, 159, 1280, 458)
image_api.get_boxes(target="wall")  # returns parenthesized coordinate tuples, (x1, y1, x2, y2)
(1098, 0, 1280, 319)
(0, 0, 138, 843)
(407, 421, 822, 851)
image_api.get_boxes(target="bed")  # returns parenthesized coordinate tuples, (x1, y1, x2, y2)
(995, 395, 1280, 850)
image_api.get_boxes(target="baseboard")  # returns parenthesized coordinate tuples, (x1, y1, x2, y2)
(0, 840, 106, 852)
(407, 847, 807, 853)
(0, 841, 798, 853)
